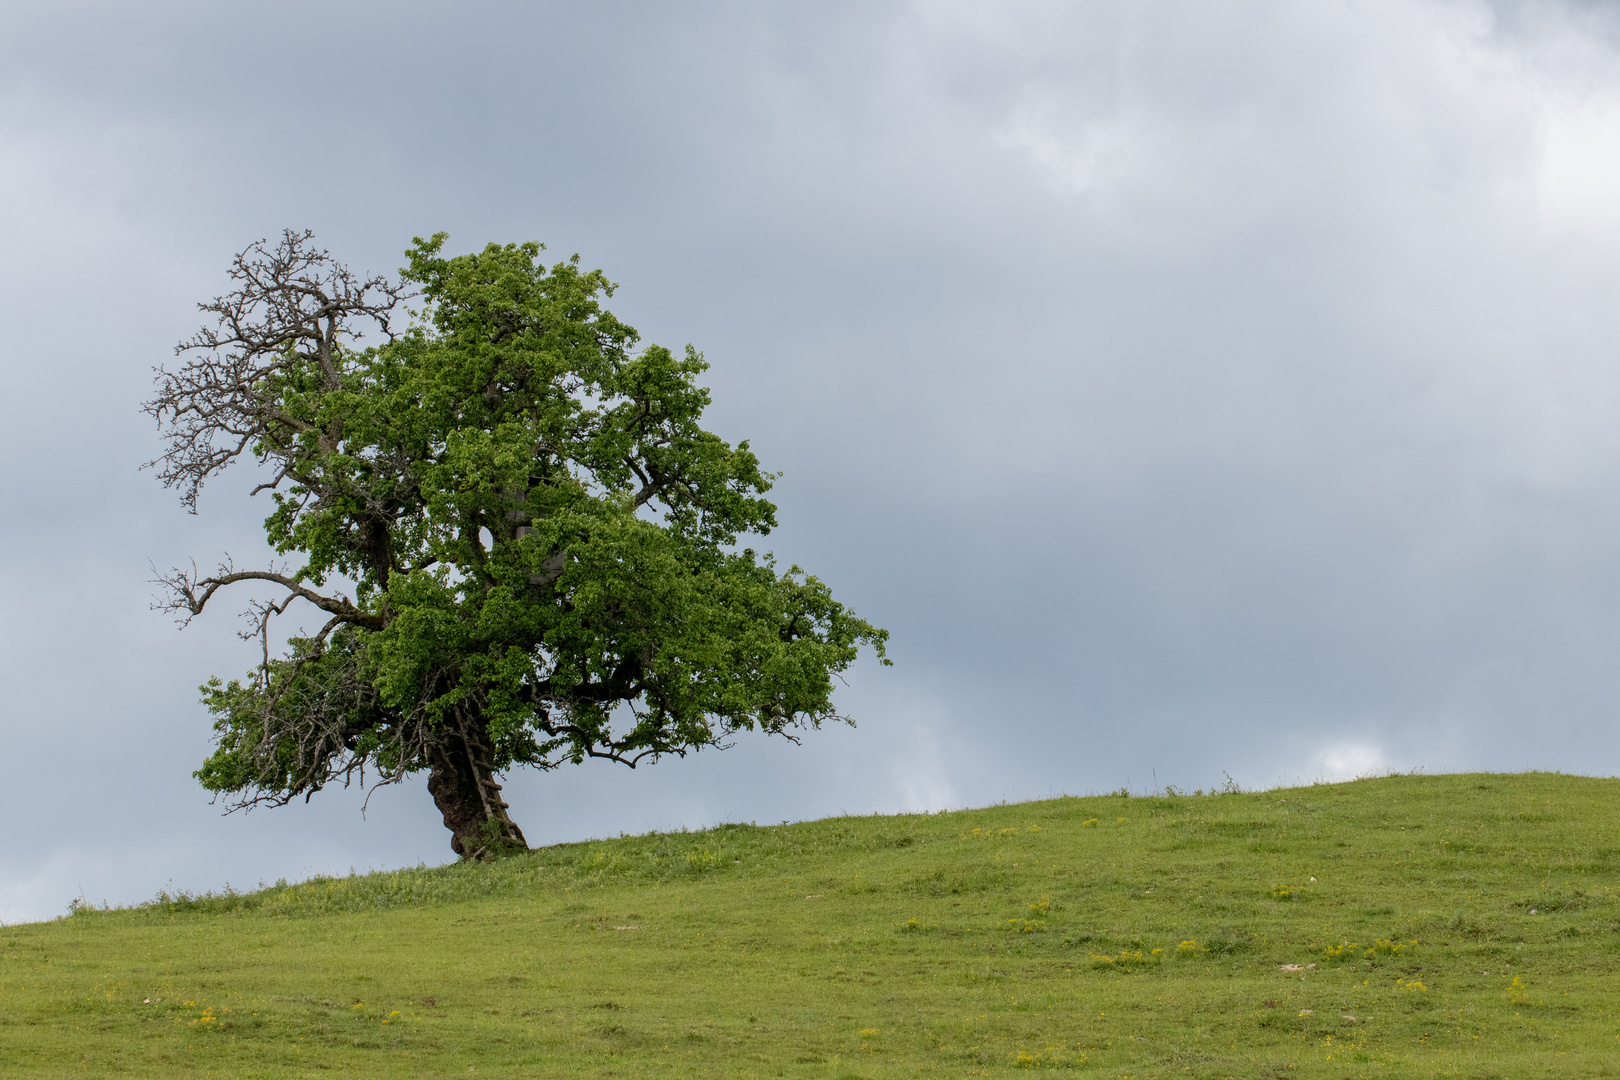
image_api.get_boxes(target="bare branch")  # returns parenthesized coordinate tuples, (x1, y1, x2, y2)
(208, 626, 422, 815)
(151, 558, 382, 631)
(143, 229, 412, 510)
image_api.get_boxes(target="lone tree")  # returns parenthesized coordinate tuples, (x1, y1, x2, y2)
(147, 230, 887, 859)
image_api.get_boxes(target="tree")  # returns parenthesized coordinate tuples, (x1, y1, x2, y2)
(146, 230, 888, 859)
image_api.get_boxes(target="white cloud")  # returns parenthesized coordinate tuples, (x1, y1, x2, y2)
(1312, 741, 1396, 783)
(1537, 91, 1620, 229)
(886, 715, 959, 812)
(995, 105, 1153, 199)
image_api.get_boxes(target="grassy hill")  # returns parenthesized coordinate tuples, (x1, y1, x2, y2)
(4, 772, 1619, 1078)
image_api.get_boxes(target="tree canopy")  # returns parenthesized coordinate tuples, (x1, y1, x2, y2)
(146, 230, 887, 858)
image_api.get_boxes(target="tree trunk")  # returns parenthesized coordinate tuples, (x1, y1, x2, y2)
(425, 729, 528, 860)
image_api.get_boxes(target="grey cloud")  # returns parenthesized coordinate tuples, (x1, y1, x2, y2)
(4, 0, 1620, 922)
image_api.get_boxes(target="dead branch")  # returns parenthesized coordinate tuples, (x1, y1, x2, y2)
(151, 558, 382, 631)
(143, 229, 411, 510)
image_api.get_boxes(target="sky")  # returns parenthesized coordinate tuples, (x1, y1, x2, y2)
(5, 0, 1620, 923)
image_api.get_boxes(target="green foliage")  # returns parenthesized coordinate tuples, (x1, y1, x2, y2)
(151, 233, 886, 812)
(13, 772, 1620, 1077)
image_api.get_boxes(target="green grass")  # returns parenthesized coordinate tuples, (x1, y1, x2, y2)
(5, 771, 1620, 1078)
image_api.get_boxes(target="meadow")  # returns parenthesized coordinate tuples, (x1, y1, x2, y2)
(3, 771, 1618, 1078)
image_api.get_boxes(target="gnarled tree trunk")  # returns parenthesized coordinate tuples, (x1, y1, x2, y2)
(425, 725, 527, 859)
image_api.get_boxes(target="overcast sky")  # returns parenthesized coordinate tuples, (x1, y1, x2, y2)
(5, 0, 1620, 923)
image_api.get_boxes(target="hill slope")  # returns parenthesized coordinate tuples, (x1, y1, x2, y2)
(3, 772, 1618, 1078)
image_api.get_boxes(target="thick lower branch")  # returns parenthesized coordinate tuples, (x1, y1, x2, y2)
(156, 562, 382, 630)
